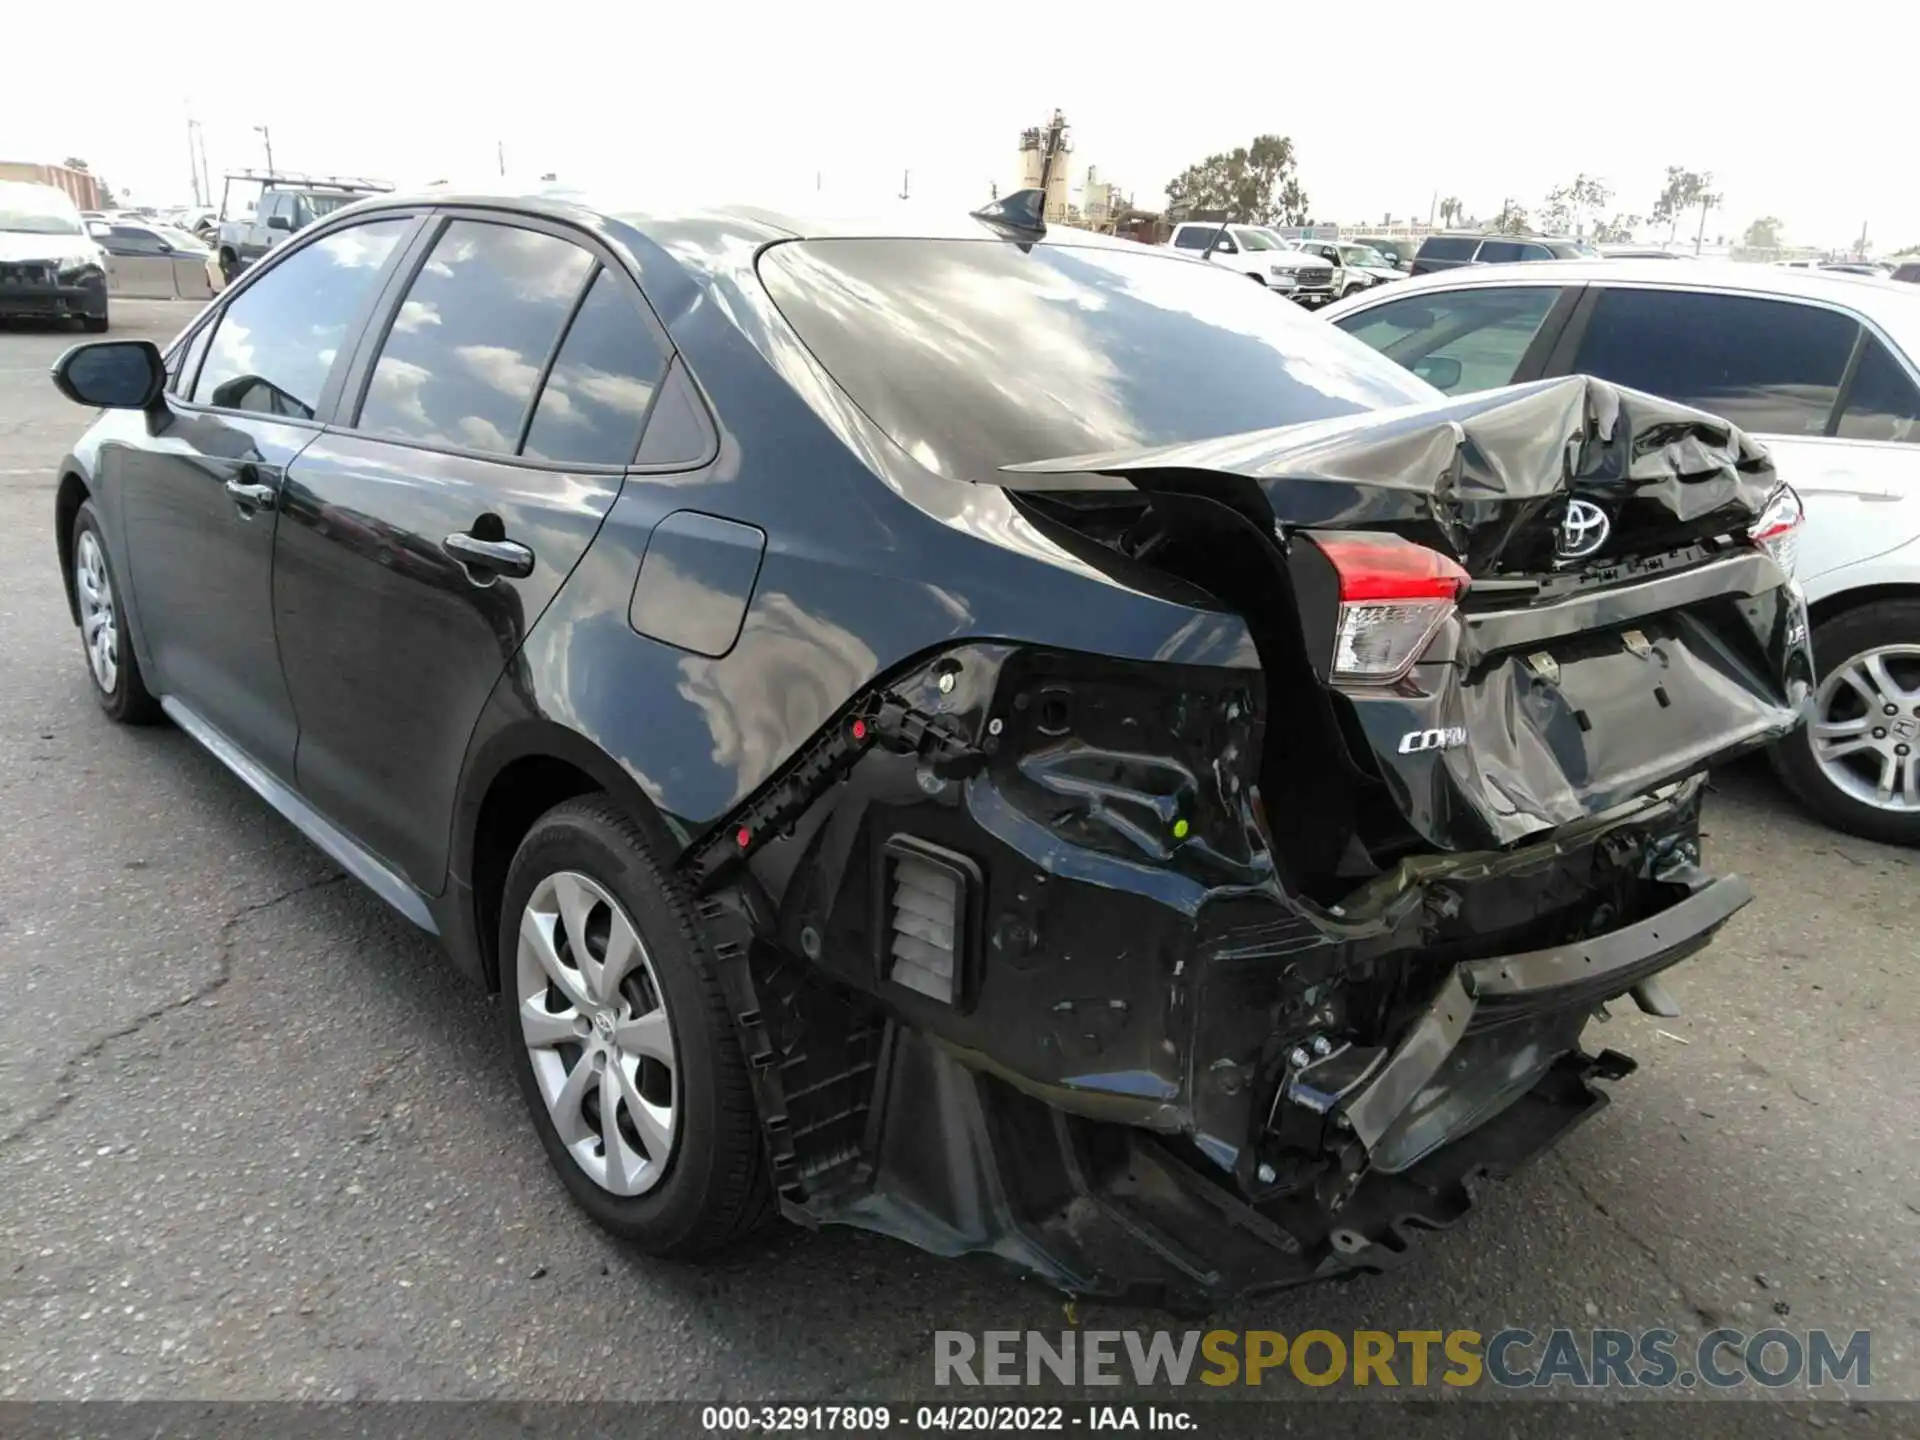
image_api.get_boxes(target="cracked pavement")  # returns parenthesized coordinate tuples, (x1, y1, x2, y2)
(1, 304, 1916, 1404)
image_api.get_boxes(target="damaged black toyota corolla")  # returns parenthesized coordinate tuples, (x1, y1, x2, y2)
(50, 188, 1811, 1307)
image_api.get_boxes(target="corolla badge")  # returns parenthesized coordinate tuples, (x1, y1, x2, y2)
(1557, 500, 1611, 561)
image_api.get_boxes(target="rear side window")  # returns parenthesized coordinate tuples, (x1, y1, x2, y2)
(521, 269, 671, 465)
(193, 217, 409, 417)
(1837, 337, 1920, 444)
(1335, 286, 1560, 394)
(758, 237, 1432, 486)
(1475, 240, 1525, 264)
(1418, 236, 1475, 261)
(357, 219, 595, 453)
(1568, 288, 1858, 435)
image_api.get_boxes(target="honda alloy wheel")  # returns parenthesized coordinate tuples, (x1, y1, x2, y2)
(497, 796, 772, 1255)
(1774, 601, 1920, 846)
(515, 870, 678, 1196)
(1810, 644, 1920, 815)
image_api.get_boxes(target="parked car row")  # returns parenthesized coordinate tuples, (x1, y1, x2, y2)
(1162, 223, 1408, 304)
(1324, 260, 1920, 844)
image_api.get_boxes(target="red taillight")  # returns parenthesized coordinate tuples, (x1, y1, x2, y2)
(1307, 532, 1469, 684)
(1749, 484, 1803, 577)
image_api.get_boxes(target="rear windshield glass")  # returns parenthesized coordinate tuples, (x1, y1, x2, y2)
(758, 237, 1433, 483)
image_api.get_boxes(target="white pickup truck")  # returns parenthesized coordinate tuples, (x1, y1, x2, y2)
(1165, 222, 1339, 306)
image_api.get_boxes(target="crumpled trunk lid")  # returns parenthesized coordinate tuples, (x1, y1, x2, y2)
(1002, 375, 1813, 865)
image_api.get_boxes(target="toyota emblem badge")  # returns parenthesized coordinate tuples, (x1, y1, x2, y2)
(1557, 500, 1611, 561)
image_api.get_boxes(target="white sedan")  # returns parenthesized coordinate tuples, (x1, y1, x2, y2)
(1324, 261, 1920, 845)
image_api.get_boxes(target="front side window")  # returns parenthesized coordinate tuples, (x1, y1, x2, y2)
(1568, 288, 1858, 435)
(193, 217, 410, 418)
(109, 225, 164, 255)
(1475, 240, 1525, 264)
(1837, 337, 1920, 444)
(357, 219, 595, 453)
(521, 269, 670, 465)
(1335, 285, 1560, 395)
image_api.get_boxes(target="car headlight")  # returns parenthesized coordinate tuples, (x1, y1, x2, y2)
(55, 250, 105, 282)
(1267, 266, 1298, 285)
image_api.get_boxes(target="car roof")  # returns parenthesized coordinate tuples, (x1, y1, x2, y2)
(340, 186, 1168, 254)
(1321, 256, 1920, 356)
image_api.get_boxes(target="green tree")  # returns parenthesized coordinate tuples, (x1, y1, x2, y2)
(1493, 198, 1531, 235)
(1651, 167, 1719, 246)
(1742, 216, 1785, 250)
(1165, 135, 1309, 226)
(1593, 213, 1643, 243)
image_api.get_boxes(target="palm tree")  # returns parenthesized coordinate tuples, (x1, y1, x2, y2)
(1438, 196, 1463, 228)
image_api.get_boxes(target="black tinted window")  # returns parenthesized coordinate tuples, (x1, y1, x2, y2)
(1419, 236, 1475, 260)
(1838, 337, 1920, 444)
(357, 220, 594, 453)
(759, 238, 1432, 485)
(109, 225, 163, 254)
(193, 218, 408, 418)
(1569, 288, 1857, 435)
(1475, 240, 1524, 264)
(522, 269, 670, 465)
(1336, 285, 1560, 394)
(1172, 227, 1217, 251)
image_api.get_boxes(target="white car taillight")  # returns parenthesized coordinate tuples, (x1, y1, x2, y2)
(1309, 532, 1470, 684)
(1750, 484, 1804, 577)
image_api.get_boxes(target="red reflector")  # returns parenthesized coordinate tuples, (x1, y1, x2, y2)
(1311, 533, 1469, 602)
(735, 827, 752, 848)
(851, 719, 867, 741)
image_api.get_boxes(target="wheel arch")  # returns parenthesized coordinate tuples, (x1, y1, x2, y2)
(453, 716, 689, 992)
(1807, 581, 1920, 632)
(55, 469, 91, 624)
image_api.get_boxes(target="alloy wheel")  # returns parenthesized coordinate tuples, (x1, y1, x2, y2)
(1811, 643, 1920, 813)
(75, 529, 119, 694)
(514, 870, 678, 1195)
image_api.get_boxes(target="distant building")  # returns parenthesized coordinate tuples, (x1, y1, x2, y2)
(0, 160, 102, 210)
(1016, 115, 1072, 224)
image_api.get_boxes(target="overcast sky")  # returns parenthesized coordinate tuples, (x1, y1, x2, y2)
(7, 2, 1913, 251)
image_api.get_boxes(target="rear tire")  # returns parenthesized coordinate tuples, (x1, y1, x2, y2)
(1771, 600, 1920, 846)
(70, 500, 162, 725)
(497, 795, 774, 1257)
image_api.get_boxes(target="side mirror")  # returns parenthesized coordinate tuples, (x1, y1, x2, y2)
(1411, 354, 1463, 391)
(267, 214, 291, 231)
(155, 240, 173, 254)
(51, 341, 167, 410)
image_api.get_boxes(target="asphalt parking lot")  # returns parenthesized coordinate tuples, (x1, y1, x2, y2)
(0, 302, 1916, 1409)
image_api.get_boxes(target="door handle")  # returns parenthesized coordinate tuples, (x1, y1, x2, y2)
(224, 478, 276, 515)
(443, 531, 535, 581)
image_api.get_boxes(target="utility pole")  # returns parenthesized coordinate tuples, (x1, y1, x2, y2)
(254, 124, 275, 174)
(899, 169, 910, 201)
(1855, 219, 1869, 261)
(498, 141, 507, 178)
(1429, 190, 1437, 226)
(186, 115, 204, 206)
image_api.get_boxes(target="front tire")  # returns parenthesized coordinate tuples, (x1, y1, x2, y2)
(70, 500, 161, 725)
(498, 795, 773, 1256)
(1771, 600, 1920, 845)
(82, 308, 109, 333)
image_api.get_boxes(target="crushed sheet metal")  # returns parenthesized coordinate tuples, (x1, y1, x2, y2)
(1001, 374, 1779, 572)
